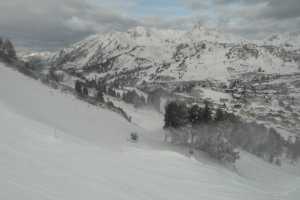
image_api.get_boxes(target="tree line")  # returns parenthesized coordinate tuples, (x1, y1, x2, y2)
(164, 101, 240, 163)
(164, 100, 300, 165)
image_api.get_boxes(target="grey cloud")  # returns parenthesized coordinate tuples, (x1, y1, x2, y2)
(1, 0, 300, 50)
(0, 0, 139, 50)
(259, 0, 300, 19)
(179, 1, 210, 10)
(179, 0, 300, 39)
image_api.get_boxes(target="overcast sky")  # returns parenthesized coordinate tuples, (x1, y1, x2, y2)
(0, 0, 299, 50)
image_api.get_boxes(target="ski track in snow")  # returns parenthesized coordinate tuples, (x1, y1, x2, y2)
(0, 63, 299, 200)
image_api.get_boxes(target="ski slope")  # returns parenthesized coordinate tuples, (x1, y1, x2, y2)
(0, 63, 299, 200)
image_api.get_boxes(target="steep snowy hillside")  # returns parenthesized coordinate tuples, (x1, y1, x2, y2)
(1, 62, 300, 200)
(0, 64, 140, 148)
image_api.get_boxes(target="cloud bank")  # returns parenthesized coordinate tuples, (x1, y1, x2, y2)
(0, 0, 299, 49)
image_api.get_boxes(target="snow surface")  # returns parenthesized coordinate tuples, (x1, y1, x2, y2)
(0, 63, 300, 200)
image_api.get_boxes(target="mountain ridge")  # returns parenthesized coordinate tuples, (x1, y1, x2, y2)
(23, 26, 300, 83)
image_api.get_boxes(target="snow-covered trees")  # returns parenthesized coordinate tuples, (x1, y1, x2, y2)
(96, 90, 105, 103)
(189, 104, 203, 126)
(202, 101, 212, 122)
(163, 100, 299, 164)
(75, 80, 83, 95)
(287, 136, 300, 161)
(122, 90, 146, 108)
(82, 87, 89, 97)
(3, 39, 16, 59)
(0, 38, 17, 61)
(164, 101, 189, 129)
(215, 107, 225, 121)
(194, 129, 239, 163)
(164, 101, 239, 163)
(107, 87, 117, 97)
(164, 101, 213, 129)
(75, 80, 88, 97)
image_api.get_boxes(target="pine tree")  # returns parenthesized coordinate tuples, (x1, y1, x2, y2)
(108, 87, 116, 97)
(164, 101, 188, 129)
(189, 104, 203, 125)
(75, 80, 82, 95)
(83, 87, 89, 97)
(97, 91, 105, 102)
(188, 104, 203, 147)
(0, 38, 3, 48)
(97, 80, 106, 93)
(3, 39, 16, 58)
(291, 137, 300, 160)
(215, 107, 225, 121)
(202, 101, 212, 122)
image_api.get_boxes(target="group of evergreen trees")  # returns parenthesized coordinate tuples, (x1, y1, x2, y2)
(164, 101, 226, 129)
(0, 38, 16, 61)
(164, 101, 189, 128)
(77, 74, 147, 108)
(75, 78, 146, 108)
(105, 86, 146, 108)
(164, 101, 240, 163)
(75, 80, 89, 97)
(286, 136, 300, 162)
(164, 100, 300, 165)
(73, 80, 132, 122)
(96, 90, 105, 102)
(123, 90, 146, 108)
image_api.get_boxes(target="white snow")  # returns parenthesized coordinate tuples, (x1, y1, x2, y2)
(0, 63, 300, 200)
(194, 87, 232, 103)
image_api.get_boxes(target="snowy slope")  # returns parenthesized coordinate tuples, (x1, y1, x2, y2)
(1, 63, 300, 200)
(0, 68, 138, 149)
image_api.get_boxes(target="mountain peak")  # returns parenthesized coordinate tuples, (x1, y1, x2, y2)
(128, 26, 151, 38)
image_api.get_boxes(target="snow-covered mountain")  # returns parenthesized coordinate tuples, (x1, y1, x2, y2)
(33, 26, 298, 82)
(42, 26, 240, 82)
(1, 62, 300, 200)
(21, 26, 300, 140)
